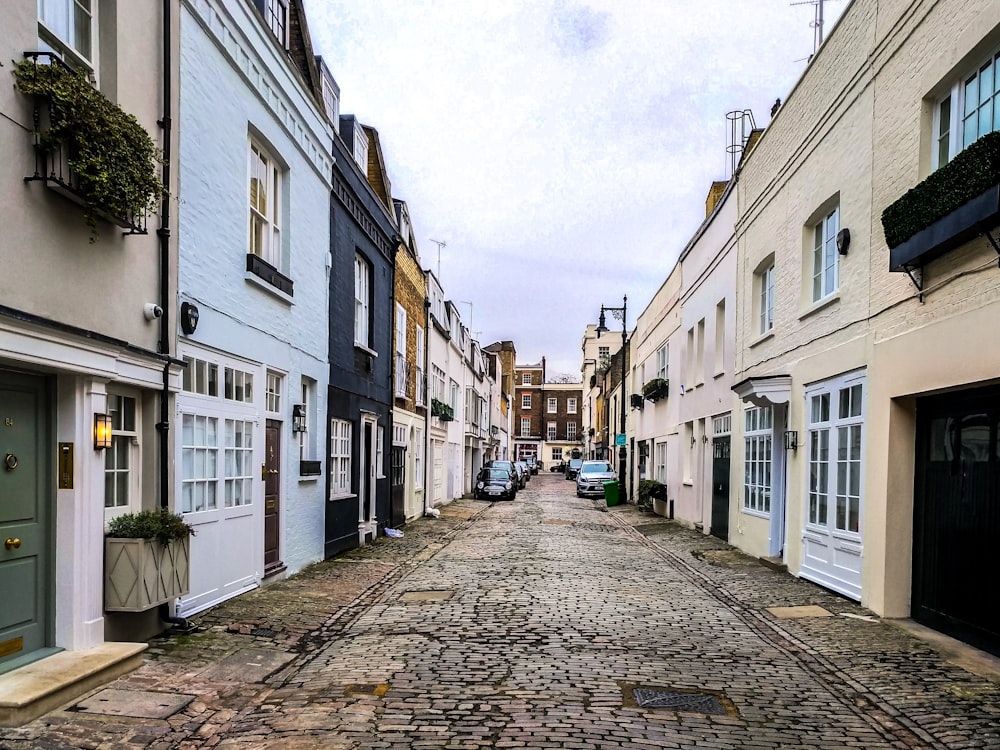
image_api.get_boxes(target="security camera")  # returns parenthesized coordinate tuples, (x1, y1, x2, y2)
(143, 303, 163, 321)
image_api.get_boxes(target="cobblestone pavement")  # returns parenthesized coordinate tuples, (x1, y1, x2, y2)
(3, 474, 1000, 749)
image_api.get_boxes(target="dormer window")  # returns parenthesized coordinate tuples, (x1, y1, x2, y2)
(353, 126, 369, 170)
(319, 61, 340, 124)
(266, 0, 288, 48)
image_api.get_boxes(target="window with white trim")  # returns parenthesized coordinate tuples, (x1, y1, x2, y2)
(298, 377, 315, 462)
(743, 405, 772, 514)
(567, 422, 577, 441)
(265, 371, 282, 414)
(38, 0, 93, 69)
(414, 428, 423, 488)
(265, 0, 288, 47)
(224, 367, 254, 403)
(354, 254, 370, 347)
(224, 419, 254, 507)
(546, 422, 556, 441)
(521, 373, 531, 385)
(104, 393, 137, 512)
(551, 447, 563, 462)
(758, 260, 775, 334)
(934, 48, 1000, 168)
(449, 379, 459, 413)
(547, 397, 557, 413)
(656, 344, 668, 380)
(567, 398, 577, 414)
(432, 365, 446, 403)
(353, 125, 369, 170)
(182, 357, 219, 396)
(395, 304, 407, 397)
(181, 414, 219, 513)
(807, 373, 864, 534)
(522, 393, 531, 409)
(249, 142, 282, 268)
(520, 418, 531, 437)
(811, 206, 839, 303)
(415, 326, 425, 406)
(329, 418, 352, 497)
(655, 441, 667, 484)
(376, 425, 385, 479)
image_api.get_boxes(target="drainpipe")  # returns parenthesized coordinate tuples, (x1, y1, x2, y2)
(158, 0, 189, 631)
(423, 297, 431, 515)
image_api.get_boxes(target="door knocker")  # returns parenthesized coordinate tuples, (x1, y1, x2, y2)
(4, 453, 17, 471)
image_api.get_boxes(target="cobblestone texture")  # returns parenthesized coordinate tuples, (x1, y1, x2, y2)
(2, 475, 999, 749)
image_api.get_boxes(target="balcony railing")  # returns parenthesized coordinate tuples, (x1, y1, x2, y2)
(395, 353, 408, 398)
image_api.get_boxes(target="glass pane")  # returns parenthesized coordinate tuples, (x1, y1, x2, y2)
(980, 60, 993, 105)
(116, 471, 129, 505)
(182, 483, 192, 514)
(979, 103, 992, 139)
(104, 473, 114, 507)
(836, 495, 847, 529)
(206, 482, 217, 510)
(73, 0, 91, 59)
(194, 416, 205, 445)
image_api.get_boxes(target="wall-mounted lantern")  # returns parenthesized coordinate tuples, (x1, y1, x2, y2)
(94, 413, 113, 450)
(292, 404, 307, 433)
(784, 430, 799, 451)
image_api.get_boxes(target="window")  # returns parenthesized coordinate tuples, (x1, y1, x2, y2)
(522, 373, 532, 385)
(104, 394, 136, 510)
(743, 406, 772, 515)
(329, 418, 352, 497)
(376, 425, 385, 479)
(354, 254, 370, 347)
(520, 418, 531, 437)
(714, 299, 726, 374)
(224, 367, 254, 403)
(547, 398, 557, 413)
(414, 428, 423, 488)
(320, 65, 339, 124)
(354, 127, 369, 171)
(807, 374, 864, 534)
(298, 377, 315, 461)
(265, 371, 282, 413)
(395, 304, 407, 397)
(695, 319, 705, 385)
(182, 356, 219, 396)
(224, 420, 254, 507)
(935, 48, 1000, 168)
(598, 346, 609, 360)
(567, 398, 577, 414)
(265, 0, 288, 47)
(522, 394, 531, 409)
(432, 365, 446, 403)
(655, 441, 667, 484)
(552, 447, 563, 462)
(249, 143, 282, 267)
(656, 345, 668, 380)
(415, 326, 425, 406)
(811, 207, 839, 302)
(567, 422, 577, 441)
(758, 262, 775, 334)
(182, 414, 219, 513)
(38, 0, 93, 68)
(449, 379, 459, 412)
(547, 422, 557, 441)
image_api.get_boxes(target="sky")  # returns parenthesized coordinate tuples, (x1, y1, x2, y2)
(303, 0, 848, 381)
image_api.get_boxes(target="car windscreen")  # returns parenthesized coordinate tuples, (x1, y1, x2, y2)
(580, 463, 613, 474)
(483, 469, 510, 481)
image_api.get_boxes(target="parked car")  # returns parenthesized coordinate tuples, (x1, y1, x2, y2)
(526, 456, 539, 474)
(564, 457, 584, 480)
(512, 461, 528, 488)
(576, 460, 617, 497)
(515, 461, 531, 483)
(485, 460, 517, 482)
(474, 466, 517, 500)
(550, 461, 565, 473)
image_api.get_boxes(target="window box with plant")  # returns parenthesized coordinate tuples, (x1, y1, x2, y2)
(642, 378, 669, 402)
(13, 53, 166, 238)
(104, 508, 193, 613)
(883, 131, 1000, 275)
(431, 398, 454, 422)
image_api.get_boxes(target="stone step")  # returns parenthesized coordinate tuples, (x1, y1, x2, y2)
(0, 642, 146, 727)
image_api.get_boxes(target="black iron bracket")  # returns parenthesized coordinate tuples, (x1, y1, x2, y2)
(902, 264, 924, 303)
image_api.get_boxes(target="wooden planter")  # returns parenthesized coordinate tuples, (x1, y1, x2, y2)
(104, 536, 190, 612)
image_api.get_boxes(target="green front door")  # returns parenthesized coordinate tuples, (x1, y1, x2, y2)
(0, 372, 50, 669)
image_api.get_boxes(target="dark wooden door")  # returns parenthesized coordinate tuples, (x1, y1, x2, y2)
(390, 445, 406, 528)
(913, 386, 1000, 655)
(263, 419, 281, 573)
(0, 372, 50, 668)
(710, 436, 730, 541)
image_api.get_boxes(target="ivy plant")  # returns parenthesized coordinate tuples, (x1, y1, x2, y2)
(12, 57, 165, 239)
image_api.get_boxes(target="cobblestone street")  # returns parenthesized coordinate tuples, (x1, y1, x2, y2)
(3, 473, 1000, 749)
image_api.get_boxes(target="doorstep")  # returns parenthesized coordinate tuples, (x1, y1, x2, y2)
(0, 642, 146, 727)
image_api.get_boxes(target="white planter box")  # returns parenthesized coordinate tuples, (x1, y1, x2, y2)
(104, 537, 190, 612)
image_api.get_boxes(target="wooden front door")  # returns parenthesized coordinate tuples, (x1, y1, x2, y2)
(263, 419, 281, 574)
(0, 372, 50, 668)
(710, 436, 730, 541)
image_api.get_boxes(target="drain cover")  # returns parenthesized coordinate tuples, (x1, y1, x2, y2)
(73, 689, 194, 718)
(632, 688, 729, 715)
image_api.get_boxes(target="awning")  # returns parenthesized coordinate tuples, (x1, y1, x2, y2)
(732, 375, 792, 408)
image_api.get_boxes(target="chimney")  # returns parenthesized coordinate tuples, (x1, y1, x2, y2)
(705, 181, 729, 217)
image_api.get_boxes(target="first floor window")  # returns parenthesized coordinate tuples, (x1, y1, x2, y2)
(520, 418, 531, 437)
(935, 48, 1000, 168)
(743, 406, 772, 514)
(567, 422, 577, 441)
(547, 422, 556, 441)
(759, 263, 775, 334)
(39, 0, 93, 67)
(298, 378, 314, 461)
(547, 398, 557, 413)
(355, 255, 371, 347)
(567, 398, 577, 414)
(522, 393, 531, 409)
(104, 393, 136, 509)
(249, 142, 281, 266)
(807, 375, 864, 533)
(811, 207, 839, 302)
(330, 419, 352, 496)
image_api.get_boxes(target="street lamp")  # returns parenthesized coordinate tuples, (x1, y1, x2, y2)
(596, 295, 627, 503)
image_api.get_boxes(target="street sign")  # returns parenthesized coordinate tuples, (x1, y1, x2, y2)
(615, 434, 626, 447)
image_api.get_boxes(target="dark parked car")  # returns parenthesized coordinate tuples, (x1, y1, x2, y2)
(474, 466, 517, 500)
(564, 457, 584, 480)
(526, 456, 539, 474)
(550, 461, 565, 473)
(485, 460, 516, 481)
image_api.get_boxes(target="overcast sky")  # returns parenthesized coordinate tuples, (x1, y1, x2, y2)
(303, 0, 848, 380)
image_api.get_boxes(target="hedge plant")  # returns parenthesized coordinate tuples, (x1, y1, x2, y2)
(107, 508, 195, 545)
(881, 131, 1000, 249)
(12, 57, 165, 238)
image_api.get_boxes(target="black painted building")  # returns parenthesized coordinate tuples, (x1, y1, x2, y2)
(324, 115, 396, 557)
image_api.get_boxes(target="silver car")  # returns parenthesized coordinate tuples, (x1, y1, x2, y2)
(576, 460, 617, 497)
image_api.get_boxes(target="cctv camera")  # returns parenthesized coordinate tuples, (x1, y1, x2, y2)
(143, 303, 163, 321)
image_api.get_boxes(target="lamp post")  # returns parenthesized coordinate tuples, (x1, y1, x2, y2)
(596, 295, 627, 503)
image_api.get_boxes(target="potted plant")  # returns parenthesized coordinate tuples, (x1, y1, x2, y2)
(13, 54, 166, 239)
(642, 378, 669, 402)
(105, 508, 194, 612)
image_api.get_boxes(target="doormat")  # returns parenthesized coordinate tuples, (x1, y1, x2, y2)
(71, 689, 194, 719)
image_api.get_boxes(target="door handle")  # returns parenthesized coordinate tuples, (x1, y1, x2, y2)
(5, 538, 21, 550)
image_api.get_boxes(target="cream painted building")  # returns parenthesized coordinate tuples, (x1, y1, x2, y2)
(733, 0, 1000, 655)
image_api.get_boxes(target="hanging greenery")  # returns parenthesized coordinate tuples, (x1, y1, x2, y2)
(13, 57, 165, 238)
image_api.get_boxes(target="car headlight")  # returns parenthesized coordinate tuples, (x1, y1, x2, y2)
(505, 482, 512, 490)
(477, 482, 484, 489)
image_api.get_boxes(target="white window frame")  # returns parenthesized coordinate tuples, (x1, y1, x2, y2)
(298, 377, 314, 462)
(547, 397, 557, 414)
(806, 372, 865, 536)
(567, 422, 577, 441)
(104, 392, 138, 519)
(223, 419, 254, 508)
(567, 398, 577, 414)
(265, 371, 282, 414)
(224, 367, 254, 404)
(415, 326, 425, 406)
(376, 425, 385, 479)
(265, 0, 288, 48)
(520, 418, 531, 437)
(934, 47, 1000, 169)
(395, 304, 407, 398)
(354, 254, 370, 347)
(655, 441, 667, 484)
(552, 447, 563, 462)
(522, 373, 532, 385)
(249, 142, 282, 268)
(330, 418, 352, 498)
(181, 413, 219, 514)
(656, 344, 668, 380)
(546, 422, 556, 441)
(521, 393, 531, 409)
(38, 0, 94, 70)
(759, 263, 775, 334)
(811, 206, 839, 303)
(743, 405, 772, 516)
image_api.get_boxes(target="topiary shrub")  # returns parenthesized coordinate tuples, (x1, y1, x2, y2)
(107, 508, 195, 545)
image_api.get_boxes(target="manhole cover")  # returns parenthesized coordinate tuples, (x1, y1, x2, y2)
(72, 689, 194, 718)
(250, 628, 276, 637)
(399, 590, 454, 602)
(633, 688, 728, 715)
